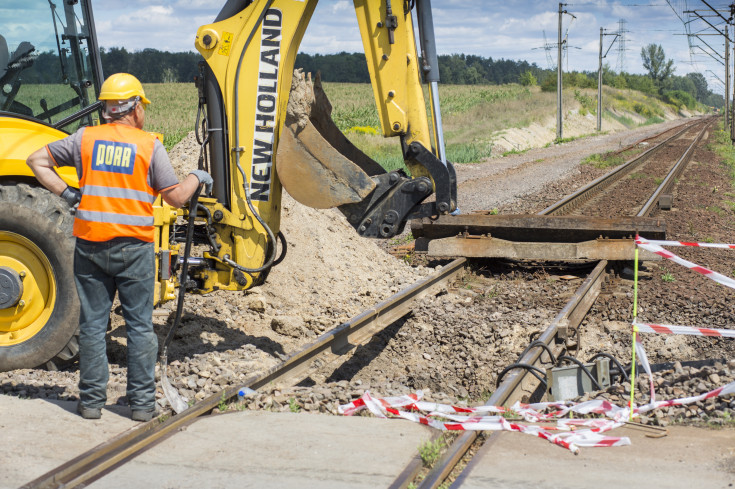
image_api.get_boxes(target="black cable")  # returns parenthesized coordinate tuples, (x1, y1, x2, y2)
(162, 186, 201, 354)
(517, 340, 557, 365)
(273, 231, 287, 266)
(556, 355, 603, 391)
(496, 363, 547, 389)
(588, 352, 629, 383)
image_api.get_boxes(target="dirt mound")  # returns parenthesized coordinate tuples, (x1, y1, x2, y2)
(168, 132, 428, 327)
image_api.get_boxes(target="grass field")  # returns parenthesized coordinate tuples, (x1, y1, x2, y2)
(16, 80, 685, 172)
(140, 81, 545, 170)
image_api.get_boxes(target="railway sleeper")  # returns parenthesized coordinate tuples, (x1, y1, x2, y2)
(412, 214, 665, 260)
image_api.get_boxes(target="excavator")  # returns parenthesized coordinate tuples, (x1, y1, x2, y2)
(0, 0, 457, 371)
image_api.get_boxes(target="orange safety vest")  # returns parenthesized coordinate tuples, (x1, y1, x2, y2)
(74, 123, 158, 242)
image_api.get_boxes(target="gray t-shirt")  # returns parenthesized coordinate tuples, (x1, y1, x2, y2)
(46, 126, 179, 192)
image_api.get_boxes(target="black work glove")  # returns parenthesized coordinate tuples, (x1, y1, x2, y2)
(61, 186, 81, 208)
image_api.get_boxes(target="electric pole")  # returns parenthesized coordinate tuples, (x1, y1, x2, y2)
(557, 2, 563, 140)
(726, 33, 730, 131)
(556, 3, 575, 141)
(732, 25, 735, 141)
(598, 28, 620, 132)
(598, 28, 603, 132)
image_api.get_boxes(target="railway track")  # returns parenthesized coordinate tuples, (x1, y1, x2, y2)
(393, 117, 717, 489)
(19, 117, 719, 489)
(542, 117, 714, 217)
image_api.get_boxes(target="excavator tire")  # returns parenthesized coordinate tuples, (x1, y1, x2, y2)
(0, 183, 79, 371)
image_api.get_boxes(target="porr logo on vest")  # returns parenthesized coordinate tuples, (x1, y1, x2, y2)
(91, 140, 137, 175)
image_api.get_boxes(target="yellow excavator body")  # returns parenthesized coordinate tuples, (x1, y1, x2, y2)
(0, 0, 456, 370)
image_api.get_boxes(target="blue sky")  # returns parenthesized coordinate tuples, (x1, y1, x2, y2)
(35, 1, 735, 94)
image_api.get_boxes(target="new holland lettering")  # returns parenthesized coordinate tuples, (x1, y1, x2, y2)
(250, 8, 282, 202)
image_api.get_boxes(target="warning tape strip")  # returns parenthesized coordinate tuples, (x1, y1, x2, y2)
(634, 321, 735, 338)
(340, 378, 735, 453)
(339, 391, 630, 454)
(635, 238, 735, 249)
(635, 236, 735, 290)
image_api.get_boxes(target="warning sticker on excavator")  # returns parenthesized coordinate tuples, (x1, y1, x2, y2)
(218, 32, 233, 56)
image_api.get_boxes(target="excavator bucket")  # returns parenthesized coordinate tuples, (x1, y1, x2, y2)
(276, 70, 385, 209)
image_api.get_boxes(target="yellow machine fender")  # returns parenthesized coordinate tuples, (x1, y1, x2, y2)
(0, 116, 79, 186)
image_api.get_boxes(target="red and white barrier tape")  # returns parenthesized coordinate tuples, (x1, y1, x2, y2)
(339, 391, 630, 454)
(340, 376, 735, 453)
(635, 238, 735, 249)
(635, 236, 735, 290)
(634, 321, 735, 339)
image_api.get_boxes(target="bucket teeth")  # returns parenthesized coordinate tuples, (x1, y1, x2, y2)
(276, 70, 384, 209)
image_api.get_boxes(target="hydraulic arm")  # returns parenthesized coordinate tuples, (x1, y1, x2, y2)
(183, 0, 456, 295)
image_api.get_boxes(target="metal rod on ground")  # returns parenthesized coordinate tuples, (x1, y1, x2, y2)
(630, 243, 639, 420)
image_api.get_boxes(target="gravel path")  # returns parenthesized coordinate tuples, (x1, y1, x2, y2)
(454, 118, 691, 213)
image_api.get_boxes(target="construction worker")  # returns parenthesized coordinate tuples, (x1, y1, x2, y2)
(26, 73, 212, 421)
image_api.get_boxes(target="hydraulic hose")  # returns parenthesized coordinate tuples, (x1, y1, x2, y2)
(162, 186, 202, 354)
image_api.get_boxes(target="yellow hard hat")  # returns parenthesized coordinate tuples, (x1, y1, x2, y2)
(99, 73, 151, 104)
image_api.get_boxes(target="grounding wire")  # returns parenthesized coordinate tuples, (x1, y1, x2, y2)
(495, 363, 547, 389)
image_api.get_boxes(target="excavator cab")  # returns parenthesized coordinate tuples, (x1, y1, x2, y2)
(0, 0, 104, 131)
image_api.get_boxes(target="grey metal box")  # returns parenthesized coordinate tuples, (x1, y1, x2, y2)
(546, 357, 610, 401)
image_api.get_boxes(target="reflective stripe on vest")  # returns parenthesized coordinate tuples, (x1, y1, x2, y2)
(82, 185, 158, 204)
(75, 124, 158, 242)
(75, 210, 155, 226)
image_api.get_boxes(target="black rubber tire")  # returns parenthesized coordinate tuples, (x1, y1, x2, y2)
(0, 183, 79, 371)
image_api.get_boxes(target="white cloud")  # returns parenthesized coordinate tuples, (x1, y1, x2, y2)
(78, 0, 723, 89)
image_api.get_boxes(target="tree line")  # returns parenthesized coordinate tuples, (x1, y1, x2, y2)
(18, 45, 723, 108)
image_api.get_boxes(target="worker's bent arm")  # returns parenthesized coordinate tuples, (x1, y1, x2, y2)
(26, 148, 69, 196)
(160, 174, 201, 208)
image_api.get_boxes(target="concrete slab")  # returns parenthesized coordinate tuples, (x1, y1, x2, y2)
(454, 425, 735, 489)
(0, 395, 433, 489)
(1, 395, 138, 488)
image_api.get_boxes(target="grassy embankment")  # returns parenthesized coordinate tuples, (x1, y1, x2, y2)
(709, 120, 735, 215)
(144, 82, 543, 169)
(16, 81, 695, 170)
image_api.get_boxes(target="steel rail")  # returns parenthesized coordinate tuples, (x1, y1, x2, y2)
(23, 258, 467, 489)
(638, 118, 715, 217)
(614, 118, 698, 156)
(540, 118, 709, 216)
(403, 260, 608, 489)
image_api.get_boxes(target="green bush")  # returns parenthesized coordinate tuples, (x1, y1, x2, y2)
(574, 89, 596, 114)
(633, 102, 653, 117)
(662, 90, 696, 110)
(540, 75, 556, 92)
(520, 70, 537, 87)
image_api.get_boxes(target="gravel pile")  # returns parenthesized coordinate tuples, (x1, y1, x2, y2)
(574, 359, 735, 427)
